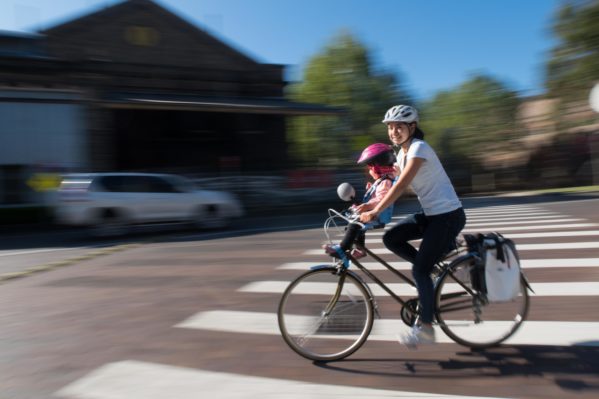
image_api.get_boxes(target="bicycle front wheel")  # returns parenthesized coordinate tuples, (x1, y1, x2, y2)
(435, 259, 529, 348)
(277, 267, 374, 361)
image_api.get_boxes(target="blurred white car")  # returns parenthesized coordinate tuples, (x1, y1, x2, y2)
(54, 172, 244, 236)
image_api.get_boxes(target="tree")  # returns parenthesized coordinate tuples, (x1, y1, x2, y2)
(546, 0, 599, 103)
(421, 74, 521, 162)
(286, 31, 410, 167)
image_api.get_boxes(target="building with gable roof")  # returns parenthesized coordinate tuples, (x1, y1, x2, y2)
(0, 0, 339, 204)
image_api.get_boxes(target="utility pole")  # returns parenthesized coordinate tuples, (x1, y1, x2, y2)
(589, 83, 599, 186)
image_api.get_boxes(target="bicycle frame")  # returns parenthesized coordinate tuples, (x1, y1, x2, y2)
(334, 244, 467, 307)
(345, 248, 415, 306)
(323, 207, 470, 314)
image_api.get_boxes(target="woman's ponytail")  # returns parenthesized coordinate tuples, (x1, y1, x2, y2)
(414, 126, 425, 140)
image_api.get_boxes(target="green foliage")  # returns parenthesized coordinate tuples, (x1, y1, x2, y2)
(421, 74, 521, 162)
(286, 31, 410, 167)
(546, 0, 599, 101)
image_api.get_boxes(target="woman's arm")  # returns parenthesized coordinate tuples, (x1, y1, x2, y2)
(359, 157, 424, 223)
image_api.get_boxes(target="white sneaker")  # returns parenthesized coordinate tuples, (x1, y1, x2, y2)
(398, 325, 436, 349)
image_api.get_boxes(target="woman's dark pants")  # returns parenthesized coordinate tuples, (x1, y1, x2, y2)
(382, 208, 466, 324)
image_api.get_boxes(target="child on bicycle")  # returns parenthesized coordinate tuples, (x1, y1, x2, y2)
(323, 143, 397, 260)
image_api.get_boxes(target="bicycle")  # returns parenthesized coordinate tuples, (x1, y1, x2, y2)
(277, 203, 532, 362)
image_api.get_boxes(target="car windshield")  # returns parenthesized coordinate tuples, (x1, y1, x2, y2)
(168, 175, 197, 192)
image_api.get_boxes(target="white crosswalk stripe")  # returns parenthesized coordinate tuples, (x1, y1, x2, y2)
(395, 218, 585, 227)
(466, 210, 557, 216)
(56, 360, 509, 399)
(466, 209, 551, 215)
(464, 214, 564, 221)
(175, 310, 599, 347)
(304, 241, 599, 255)
(239, 280, 599, 297)
(393, 211, 562, 219)
(388, 206, 553, 219)
(365, 223, 599, 235)
(372, 230, 599, 240)
(463, 218, 584, 227)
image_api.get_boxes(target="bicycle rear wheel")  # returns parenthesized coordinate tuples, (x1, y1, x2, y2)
(277, 267, 374, 361)
(435, 258, 529, 348)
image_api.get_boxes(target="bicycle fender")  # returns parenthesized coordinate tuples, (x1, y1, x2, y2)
(310, 264, 336, 271)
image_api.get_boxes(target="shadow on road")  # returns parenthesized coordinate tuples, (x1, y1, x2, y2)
(313, 345, 599, 392)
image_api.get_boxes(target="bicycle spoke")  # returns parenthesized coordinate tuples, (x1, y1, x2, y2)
(295, 314, 328, 346)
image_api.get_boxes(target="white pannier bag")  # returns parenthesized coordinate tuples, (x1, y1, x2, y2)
(482, 234, 521, 302)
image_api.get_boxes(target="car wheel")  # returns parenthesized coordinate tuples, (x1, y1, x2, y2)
(195, 204, 228, 230)
(89, 208, 129, 237)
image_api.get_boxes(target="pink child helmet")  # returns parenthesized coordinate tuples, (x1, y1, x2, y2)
(357, 143, 396, 166)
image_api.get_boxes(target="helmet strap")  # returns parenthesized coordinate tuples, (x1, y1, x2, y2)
(394, 131, 415, 149)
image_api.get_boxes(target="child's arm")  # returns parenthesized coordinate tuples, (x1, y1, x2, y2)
(360, 158, 424, 223)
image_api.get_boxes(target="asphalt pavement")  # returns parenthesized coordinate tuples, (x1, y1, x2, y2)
(2, 194, 599, 398)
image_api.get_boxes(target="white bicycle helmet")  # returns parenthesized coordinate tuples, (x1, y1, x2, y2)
(382, 105, 419, 124)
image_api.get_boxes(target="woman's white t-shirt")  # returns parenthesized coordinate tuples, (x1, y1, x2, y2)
(398, 139, 462, 216)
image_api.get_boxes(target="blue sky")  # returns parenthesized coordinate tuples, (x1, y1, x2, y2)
(0, 0, 561, 100)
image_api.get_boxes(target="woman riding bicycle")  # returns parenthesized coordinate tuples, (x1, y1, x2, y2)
(359, 104, 466, 348)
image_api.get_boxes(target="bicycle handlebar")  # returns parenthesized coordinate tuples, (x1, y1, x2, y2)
(327, 208, 365, 228)
(324, 207, 365, 244)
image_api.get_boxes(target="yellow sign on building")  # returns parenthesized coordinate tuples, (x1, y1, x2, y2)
(27, 173, 62, 192)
